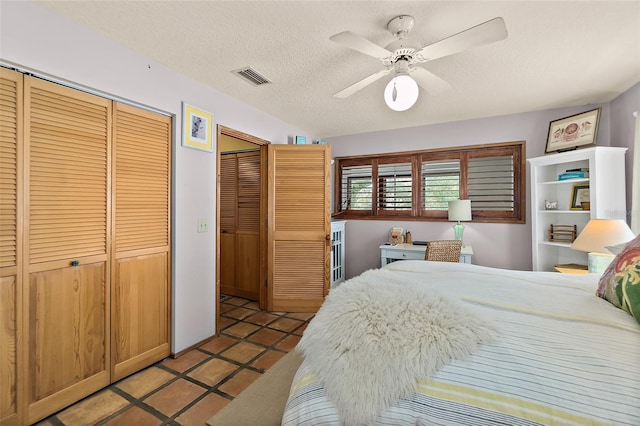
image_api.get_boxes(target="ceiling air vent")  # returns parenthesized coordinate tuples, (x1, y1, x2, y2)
(232, 67, 271, 86)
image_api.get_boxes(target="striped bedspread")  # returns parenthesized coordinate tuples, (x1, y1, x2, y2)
(282, 261, 640, 425)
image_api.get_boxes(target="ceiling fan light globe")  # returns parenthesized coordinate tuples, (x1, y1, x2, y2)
(384, 75, 419, 111)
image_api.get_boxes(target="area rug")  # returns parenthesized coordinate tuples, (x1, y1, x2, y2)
(296, 268, 498, 426)
(206, 351, 303, 426)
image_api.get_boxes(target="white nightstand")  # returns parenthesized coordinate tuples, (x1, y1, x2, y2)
(380, 243, 473, 266)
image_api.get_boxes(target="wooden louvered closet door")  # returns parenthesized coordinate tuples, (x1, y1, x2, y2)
(236, 151, 261, 300)
(267, 145, 330, 312)
(111, 102, 171, 381)
(219, 154, 237, 295)
(219, 151, 260, 300)
(24, 76, 111, 424)
(0, 67, 22, 426)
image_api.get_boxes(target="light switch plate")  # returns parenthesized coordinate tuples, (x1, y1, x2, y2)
(198, 219, 208, 233)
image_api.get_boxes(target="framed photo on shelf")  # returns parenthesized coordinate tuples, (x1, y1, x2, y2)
(182, 102, 214, 152)
(545, 108, 600, 154)
(570, 183, 590, 210)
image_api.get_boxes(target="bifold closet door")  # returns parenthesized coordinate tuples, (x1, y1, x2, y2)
(24, 76, 111, 424)
(111, 102, 171, 381)
(219, 151, 260, 300)
(236, 152, 261, 300)
(0, 67, 22, 426)
(219, 154, 237, 296)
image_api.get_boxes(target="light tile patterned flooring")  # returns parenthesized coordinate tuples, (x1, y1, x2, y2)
(37, 296, 314, 426)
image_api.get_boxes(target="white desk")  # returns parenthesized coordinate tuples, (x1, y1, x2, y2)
(380, 243, 474, 266)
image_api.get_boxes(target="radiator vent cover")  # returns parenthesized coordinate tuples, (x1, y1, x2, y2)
(232, 67, 271, 86)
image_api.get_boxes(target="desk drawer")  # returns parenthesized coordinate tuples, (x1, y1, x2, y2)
(381, 248, 425, 261)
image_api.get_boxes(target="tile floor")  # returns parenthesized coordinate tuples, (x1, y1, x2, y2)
(37, 295, 314, 426)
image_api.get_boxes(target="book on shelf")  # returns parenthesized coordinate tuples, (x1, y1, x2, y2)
(565, 167, 589, 172)
(554, 263, 589, 274)
(558, 171, 589, 180)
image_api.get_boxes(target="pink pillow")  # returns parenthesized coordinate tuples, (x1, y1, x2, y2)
(597, 233, 640, 323)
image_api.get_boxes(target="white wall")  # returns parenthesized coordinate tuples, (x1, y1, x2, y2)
(609, 82, 640, 221)
(326, 104, 633, 278)
(0, 0, 311, 354)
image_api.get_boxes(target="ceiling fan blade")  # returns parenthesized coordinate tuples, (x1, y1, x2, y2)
(333, 69, 391, 98)
(415, 17, 508, 63)
(330, 31, 394, 59)
(410, 67, 452, 96)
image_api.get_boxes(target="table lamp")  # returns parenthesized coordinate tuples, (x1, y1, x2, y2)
(570, 219, 635, 273)
(448, 199, 472, 245)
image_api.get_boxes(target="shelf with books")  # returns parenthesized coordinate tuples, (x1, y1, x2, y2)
(528, 147, 627, 271)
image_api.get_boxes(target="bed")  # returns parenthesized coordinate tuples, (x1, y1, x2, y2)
(282, 260, 640, 426)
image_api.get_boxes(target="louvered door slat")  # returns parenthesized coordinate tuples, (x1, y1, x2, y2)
(273, 241, 325, 298)
(28, 82, 109, 263)
(0, 72, 19, 269)
(274, 154, 326, 232)
(237, 151, 260, 232)
(114, 106, 170, 253)
(0, 67, 20, 426)
(220, 155, 237, 233)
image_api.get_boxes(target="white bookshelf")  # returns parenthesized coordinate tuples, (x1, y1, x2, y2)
(528, 147, 627, 271)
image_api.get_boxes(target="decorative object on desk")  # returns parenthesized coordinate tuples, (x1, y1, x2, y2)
(388, 227, 404, 245)
(570, 183, 590, 210)
(295, 135, 307, 144)
(545, 200, 558, 210)
(570, 219, 636, 274)
(182, 103, 213, 152)
(581, 201, 591, 211)
(545, 108, 600, 153)
(548, 224, 577, 242)
(448, 199, 472, 245)
(405, 230, 412, 244)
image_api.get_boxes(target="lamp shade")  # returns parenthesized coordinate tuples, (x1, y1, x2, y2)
(384, 74, 419, 111)
(570, 219, 635, 254)
(448, 199, 472, 222)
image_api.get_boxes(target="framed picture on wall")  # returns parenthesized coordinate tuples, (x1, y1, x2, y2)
(182, 102, 214, 152)
(545, 108, 600, 154)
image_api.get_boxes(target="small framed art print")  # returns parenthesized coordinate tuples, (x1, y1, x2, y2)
(182, 103, 214, 152)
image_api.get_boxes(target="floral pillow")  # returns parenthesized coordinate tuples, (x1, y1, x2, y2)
(597, 234, 640, 324)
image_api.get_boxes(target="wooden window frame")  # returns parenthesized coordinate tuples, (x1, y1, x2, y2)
(333, 141, 526, 223)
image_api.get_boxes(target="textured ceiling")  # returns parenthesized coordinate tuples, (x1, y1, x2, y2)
(37, 1, 640, 138)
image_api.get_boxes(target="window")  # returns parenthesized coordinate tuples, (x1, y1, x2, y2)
(378, 161, 412, 212)
(334, 141, 525, 223)
(340, 164, 372, 213)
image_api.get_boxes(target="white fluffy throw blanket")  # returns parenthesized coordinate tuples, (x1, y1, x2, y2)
(296, 268, 498, 425)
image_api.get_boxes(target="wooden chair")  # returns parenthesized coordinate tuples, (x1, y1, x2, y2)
(424, 240, 463, 262)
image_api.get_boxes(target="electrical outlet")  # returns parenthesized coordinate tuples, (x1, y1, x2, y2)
(198, 219, 208, 233)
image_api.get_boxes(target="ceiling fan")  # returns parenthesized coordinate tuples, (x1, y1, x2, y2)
(330, 15, 508, 111)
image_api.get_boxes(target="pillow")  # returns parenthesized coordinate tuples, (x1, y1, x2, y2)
(597, 234, 640, 324)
